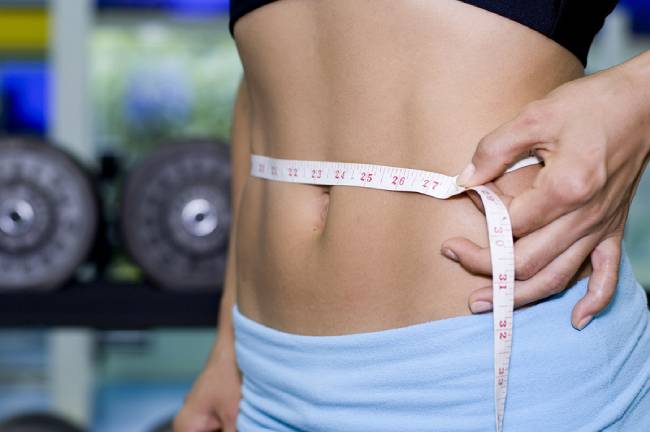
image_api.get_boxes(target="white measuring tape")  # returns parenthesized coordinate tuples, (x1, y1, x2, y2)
(250, 152, 543, 432)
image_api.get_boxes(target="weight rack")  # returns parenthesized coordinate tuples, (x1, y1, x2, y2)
(0, 283, 647, 329)
(0, 282, 222, 329)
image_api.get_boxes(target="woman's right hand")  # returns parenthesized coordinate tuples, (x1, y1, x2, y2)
(173, 346, 242, 432)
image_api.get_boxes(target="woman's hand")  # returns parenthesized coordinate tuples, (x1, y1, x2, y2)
(174, 346, 242, 432)
(440, 53, 650, 331)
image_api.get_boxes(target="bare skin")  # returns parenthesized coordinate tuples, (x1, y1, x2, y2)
(232, 0, 593, 335)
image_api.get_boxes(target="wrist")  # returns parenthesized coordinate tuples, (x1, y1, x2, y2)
(208, 337, 237, 364)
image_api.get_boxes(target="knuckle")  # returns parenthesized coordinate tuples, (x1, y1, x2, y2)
(516, 255, 538, 280)
(592, 284, 616, 306)
(559, 170, 597, 205)
(466, 253, 487, 273)
(511, 218, 537, 239)
(589, 291, 607, 308)
(511, 223, 525, 239)
(519, 103, 542, 126)
(546, 271, 571, 295)
(476, 135, 502, 161)
(591, 162, 608, 191)
(519, 102, 553, 133)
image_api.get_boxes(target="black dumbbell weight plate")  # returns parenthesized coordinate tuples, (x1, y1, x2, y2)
(0, 138, 98, 291)
(121, 140, 231, 292)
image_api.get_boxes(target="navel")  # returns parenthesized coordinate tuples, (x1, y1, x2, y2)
(314, 187, 331, 232)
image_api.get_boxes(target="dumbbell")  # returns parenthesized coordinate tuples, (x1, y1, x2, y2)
(0, 137, 99, 291)
(120, 139, 231, 292)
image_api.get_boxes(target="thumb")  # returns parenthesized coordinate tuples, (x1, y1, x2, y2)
(456, 103, 554, 187)
(465, 181, 513, 215)
(571, 234, 621, 330)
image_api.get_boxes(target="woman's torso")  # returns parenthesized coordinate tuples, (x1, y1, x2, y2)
(232, 0, 593, 335)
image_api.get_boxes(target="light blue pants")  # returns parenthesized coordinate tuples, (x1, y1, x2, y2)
(232, 249, 650, 431)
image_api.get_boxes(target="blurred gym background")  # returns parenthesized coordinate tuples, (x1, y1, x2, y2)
(0, 1, 648, 431)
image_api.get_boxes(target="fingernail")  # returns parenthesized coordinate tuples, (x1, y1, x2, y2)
(442, 247, 459, 261)
(575, 315, 593, 331)
(456, 163, 475, 187)
(470, 301, 493, 313)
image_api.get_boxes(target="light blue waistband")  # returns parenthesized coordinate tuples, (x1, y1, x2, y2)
(232, 249, 650, 432)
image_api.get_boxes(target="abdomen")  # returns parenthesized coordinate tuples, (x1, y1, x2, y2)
(232, 0, 587, 335)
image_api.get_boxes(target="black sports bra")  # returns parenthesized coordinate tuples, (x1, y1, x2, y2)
(229, 0, 619, 66)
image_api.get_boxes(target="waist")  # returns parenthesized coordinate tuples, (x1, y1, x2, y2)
(235, 150, 591, 335)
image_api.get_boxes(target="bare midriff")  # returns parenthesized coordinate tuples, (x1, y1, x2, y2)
(232, 0, 592, 335)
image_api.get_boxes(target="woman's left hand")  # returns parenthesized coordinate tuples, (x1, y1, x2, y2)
(440, 58, 650, 331)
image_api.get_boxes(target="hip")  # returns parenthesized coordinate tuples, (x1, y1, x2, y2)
(232, 247, 650, 431)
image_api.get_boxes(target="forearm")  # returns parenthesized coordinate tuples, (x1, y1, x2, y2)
(210, 221, 239, 361)
(609, 49, 650, 159)
(209, 75, 251, 362)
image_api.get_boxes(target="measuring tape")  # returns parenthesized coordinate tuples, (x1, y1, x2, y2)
(250, 152, 543, 432)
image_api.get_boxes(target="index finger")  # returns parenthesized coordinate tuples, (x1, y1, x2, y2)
(457, 101, 559, 187)
(507, 157, 595, 237)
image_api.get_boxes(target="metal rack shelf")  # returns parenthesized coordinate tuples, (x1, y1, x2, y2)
(0, 281, 222, 329)
(0, 282, 646, 330)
